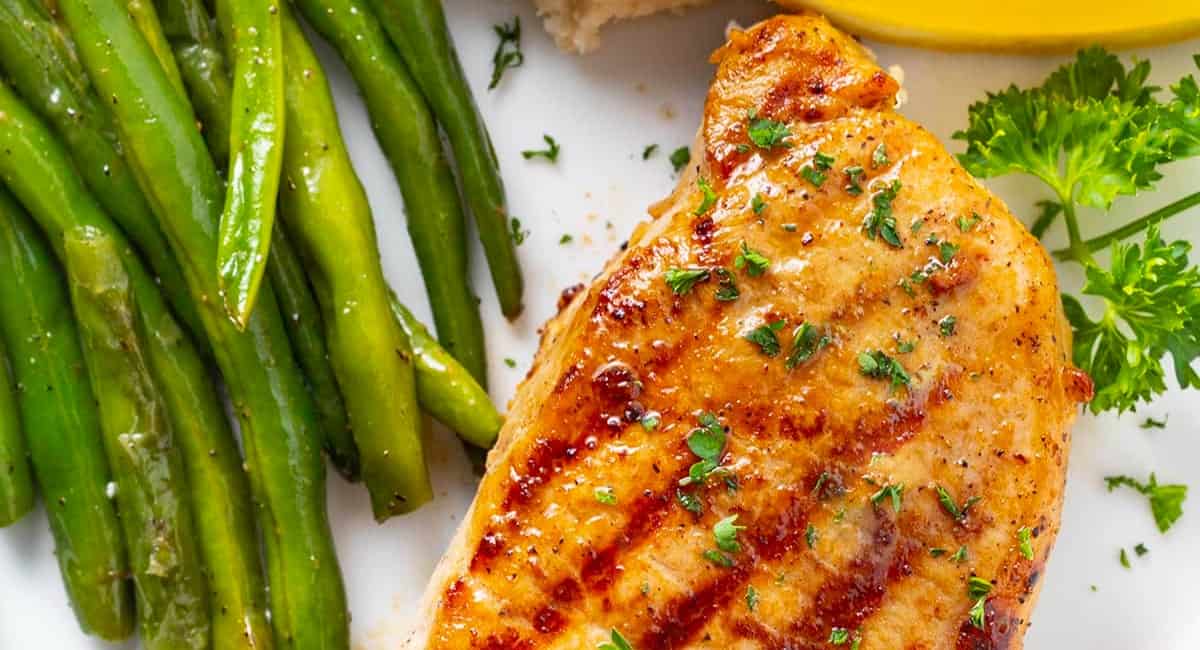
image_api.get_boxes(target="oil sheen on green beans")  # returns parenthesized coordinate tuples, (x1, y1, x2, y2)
(391, 297, 502, 449)
(0, 188, 133, 640)
(277, 4, 429, 518)
(65, 226, 211, 650)
(293, 0, 488, 386)
(0, 0, 203, 340)
(55, 1, 347, 646)
(368, 0, 524, 319)
(0, 334, 34, 526)
(214, 0, 286, 328)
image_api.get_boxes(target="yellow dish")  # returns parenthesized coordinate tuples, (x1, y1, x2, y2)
(776, 0, 1200, 52)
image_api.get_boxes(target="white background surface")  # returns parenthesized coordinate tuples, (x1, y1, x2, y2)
(2, 1, 1198, 648)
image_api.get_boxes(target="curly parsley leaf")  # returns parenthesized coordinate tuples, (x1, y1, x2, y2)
(954, 46, 1189, 210)
(598, 628, 634, 650)
(1062, 227, 1200, 413)
(664, 267, 710, 295)
(1104, 472, 1188, 533)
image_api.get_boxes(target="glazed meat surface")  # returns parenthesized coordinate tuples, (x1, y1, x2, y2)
(419, 14, 1089, 650)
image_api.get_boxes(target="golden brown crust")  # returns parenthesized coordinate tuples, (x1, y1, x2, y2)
(419, 14, 1082, 649)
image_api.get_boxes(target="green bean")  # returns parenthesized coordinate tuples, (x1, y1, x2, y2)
(213, 0, 285, 328)
(0, 186, 133, 640)
(277, 5, 427, 517)
(389, 297, 502, 449)
(367, 0, 524, 320)
(124, 0, 188, 98)
(0, 0, 203, 340)
(293, 0, 488, 386)
(55, 2, 347, 646)
(139, 295, 275, 650)
(0, 336, 34, 526)
(153, 0, 354, 483)
(0, 81, 273, 650)
(267, 224, 357, 481)
(154, 0, 232, 162)
(64, 226, 211, 650)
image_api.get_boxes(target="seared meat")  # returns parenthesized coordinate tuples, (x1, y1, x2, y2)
(419, 14, 1090, 649)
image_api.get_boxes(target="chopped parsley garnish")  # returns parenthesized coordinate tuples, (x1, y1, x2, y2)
(680, 413, 729, 489)
(911, 218, 925, 233)
(488, 17, 523, 90)
(521, 134, 561, 162)
(936, 485, 982, 522)
(871, 143, 889, 168)
(1135, 542, 1149, 556)
(896, 338, 916, 354)
(670, 146, 691, 172)
(1140, 416, 1168, 429)
(704, 549, 734, 567)
(752, 193, 767, 215)
(713, 514, 745, 553)
(694, 177, 718, 216)
(957, 213, 982, 232)
(800, 165, 827, 188)
(939, 315, 958, 337)
(594, 486, 617, 505)
(1104, 473, 1188, 532)
(811, 471, 844, 499)
(939, 240, 960, 263)
(951, 545, 969, 563)
(664, 267, 709, 295)
(713, 268, 739, 302)
(745, 585, 758, 611)
(642, 144, 659, 160)
(559, 234, 573, 245)
(509, 217, 529, 245)
(1119, 548, 1131, 568)
(862, 180, 903, 247)
(734, 241, 770, 276)
(1018, 527, 1034, 560)
(870, 483, 904, 513)
(745, 320, 786, 357)
(968, 597, 987, 630)
(968, 576, 993, 599)
(598, 628, 634, 650)
(677, 489, 703, 515)
(640, 412, 660, 431)
(782, 223, 798, 232)
(967, 576, 992, 630)
(787, 323, 831, 369)
(800, 152, 835, 187)
(504, 358, 516, 368)
(930, 547, 948, 558)
(805, 523, 818, 549)
(747, 110, 792, 149)
(829, 628, 850, 644)
(844, 165, 865, 195)
(858, 350, 911, 390)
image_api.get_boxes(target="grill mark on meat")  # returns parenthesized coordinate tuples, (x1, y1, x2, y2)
(789, 511, 919, 642)
(625, 379, 952, 648)
(955, 597, 1021, 650)
(479, 630, 532, 650)
(581, 491, 674, 591)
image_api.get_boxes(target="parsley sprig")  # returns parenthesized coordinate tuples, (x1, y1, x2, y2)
(955, 49, 1200, 413)
(1104, 473, 1188, 532)
(521, 134, 560, 162)
(488, 17, 523, 90)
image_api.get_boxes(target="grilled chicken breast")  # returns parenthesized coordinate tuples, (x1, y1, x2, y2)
(419, 14, 1091, 649)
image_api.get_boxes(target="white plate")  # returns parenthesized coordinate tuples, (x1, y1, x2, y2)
(2, 1, 1198, 647)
